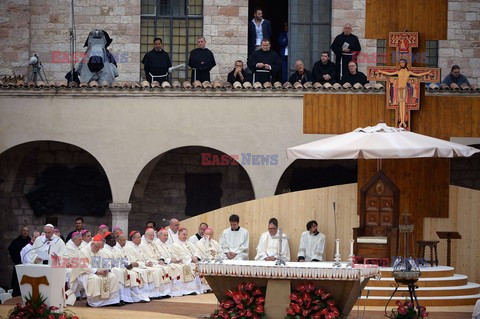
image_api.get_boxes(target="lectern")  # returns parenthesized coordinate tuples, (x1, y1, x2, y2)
(16, 264, 66, 312)
(436, 231, 462, 267)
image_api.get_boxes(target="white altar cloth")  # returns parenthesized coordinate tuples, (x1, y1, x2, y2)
(197, 260, 380, 281)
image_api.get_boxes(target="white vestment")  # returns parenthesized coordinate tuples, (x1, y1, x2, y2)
(188, 234, 201, 244)
(219, 227, 249, 260)
(20, 243, 33, 264)
(167, 228, 179, 245)
(28, 234, 66, 265)
(195, 238, 221, 261)
(171, 240, 202, 295)
(254, 231, 290, 261)
(297, 231, 326, 262)
(69, 244, 120, 307)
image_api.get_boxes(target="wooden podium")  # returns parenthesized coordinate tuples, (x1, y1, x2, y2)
(436, 231, 462, 266)
(16, 264, 66, 312)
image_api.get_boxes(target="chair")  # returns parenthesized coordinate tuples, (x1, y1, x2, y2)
(353, 171, 399, 262)
(417, 240, 439, 267)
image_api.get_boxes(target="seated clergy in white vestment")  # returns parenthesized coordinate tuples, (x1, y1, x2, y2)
(69, 234, 120, 307)
(297, 220, 326, 262)
(63, 231, 83, 283)
(124, 230, 170, 299)
(195, 227, 221, 261)
(20, 231, 40, 264)
(167, 218, 181, 245)
(219, 214, 249, 260)
(80, 230, 91, 249)
(114, 232, 151, 302)
(123, 230, 165, 299)
(254, 218, 290, 261)
(29, 224, 66, 265)
(188, 222, 208, 244)
(171, 228, 203, 295)
(101, 232, 150, 304)
(139, 228, 172, 297)
(155, 229, 199, 296)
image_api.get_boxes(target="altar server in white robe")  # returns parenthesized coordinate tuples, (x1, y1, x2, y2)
(167, 218, 181, 245)
(69, 234, 120, 307)
(219, 214, 249, 260)
(188, 222, 208, 244)
(29, 224, 66, 265)
(254, 218, 290, 261)
(172, 228, 202, 295)
(297, 220, 326, 262)
(20, 231, 40, 264)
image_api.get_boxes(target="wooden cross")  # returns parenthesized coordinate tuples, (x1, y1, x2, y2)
(20, 275, 49, 301)
(367, 32, 441, 131)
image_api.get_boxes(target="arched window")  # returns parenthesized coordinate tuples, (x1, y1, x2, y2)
(141, 0, 203, 82)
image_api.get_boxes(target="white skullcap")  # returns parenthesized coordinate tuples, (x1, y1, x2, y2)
(45, 224, 54, 228)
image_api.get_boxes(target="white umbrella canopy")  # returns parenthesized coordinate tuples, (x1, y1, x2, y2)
(287, 123, 480, 160)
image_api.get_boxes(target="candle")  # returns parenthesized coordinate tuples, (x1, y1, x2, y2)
(335, 239, 340, 256)
(350, 239, 354, 256)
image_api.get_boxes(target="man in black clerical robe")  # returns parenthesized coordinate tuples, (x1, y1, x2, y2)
(142, 37, 172, 83)
(188, 36, 216, 82)
(247, 39, 281, 84)
(227, 60, 248, 84)
(312, 51, 337, 85)
(341, 61, 368, 86)
(288, 60, 313, 85)
(330, 23, 361, 80)
(8, 226, 31, 296)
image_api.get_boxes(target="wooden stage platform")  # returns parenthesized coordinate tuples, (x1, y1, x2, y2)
(0, 293, 475, 319)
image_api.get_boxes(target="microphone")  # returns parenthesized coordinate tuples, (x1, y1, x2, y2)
(161, 218, 170, 224)
(21, 236, 49, 263)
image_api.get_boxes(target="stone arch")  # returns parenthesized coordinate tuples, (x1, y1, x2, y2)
(128, 145, 255, 231)
(0, 140, 113, 288)
(274, 159, 358, 195)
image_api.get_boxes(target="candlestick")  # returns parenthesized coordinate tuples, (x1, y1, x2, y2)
(335, 239, 340, 255)
(333, 239, 341, 267)
(350, 239, 354, 256)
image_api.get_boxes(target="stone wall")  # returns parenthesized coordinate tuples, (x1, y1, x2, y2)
(203, 0, 249, 82)
(0, 0, 141, 82)
(0, 0, 31, 77)
(128, 146, 255, 232)
(439, 1, 480, 86)
(331, 0, 376, 75)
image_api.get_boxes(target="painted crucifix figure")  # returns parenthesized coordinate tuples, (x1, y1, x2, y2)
(367, 32, 440, 131)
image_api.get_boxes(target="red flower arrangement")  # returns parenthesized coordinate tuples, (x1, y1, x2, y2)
(387, 300, 429, 319)
(285, 282, 340, 319)
(8, 294, 78, 319)
(210, 281, 267, 319)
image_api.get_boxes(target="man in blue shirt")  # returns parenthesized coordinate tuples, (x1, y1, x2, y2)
(441, 65, 471, 89)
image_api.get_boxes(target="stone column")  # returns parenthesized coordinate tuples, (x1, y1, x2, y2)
(109, 203, 131, 233)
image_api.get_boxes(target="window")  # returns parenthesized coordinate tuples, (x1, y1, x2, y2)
(425, 40, 438, 67)
(140, 0, 203, 82)
(376, 39, 387, 66)
(289, 0, 331, 73)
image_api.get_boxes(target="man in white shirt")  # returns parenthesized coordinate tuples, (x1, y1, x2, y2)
(29, 224, 66, 265)
(188, 222, 208, 244)
(297, 220, 326, 262)
(254, 218, 290, 261)
(20, 230, 40, 264)
(167, 218, 180, 245)
(219, 214, 249, 260)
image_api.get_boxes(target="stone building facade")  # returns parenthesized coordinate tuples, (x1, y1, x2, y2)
(0, 0, 478, 84)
